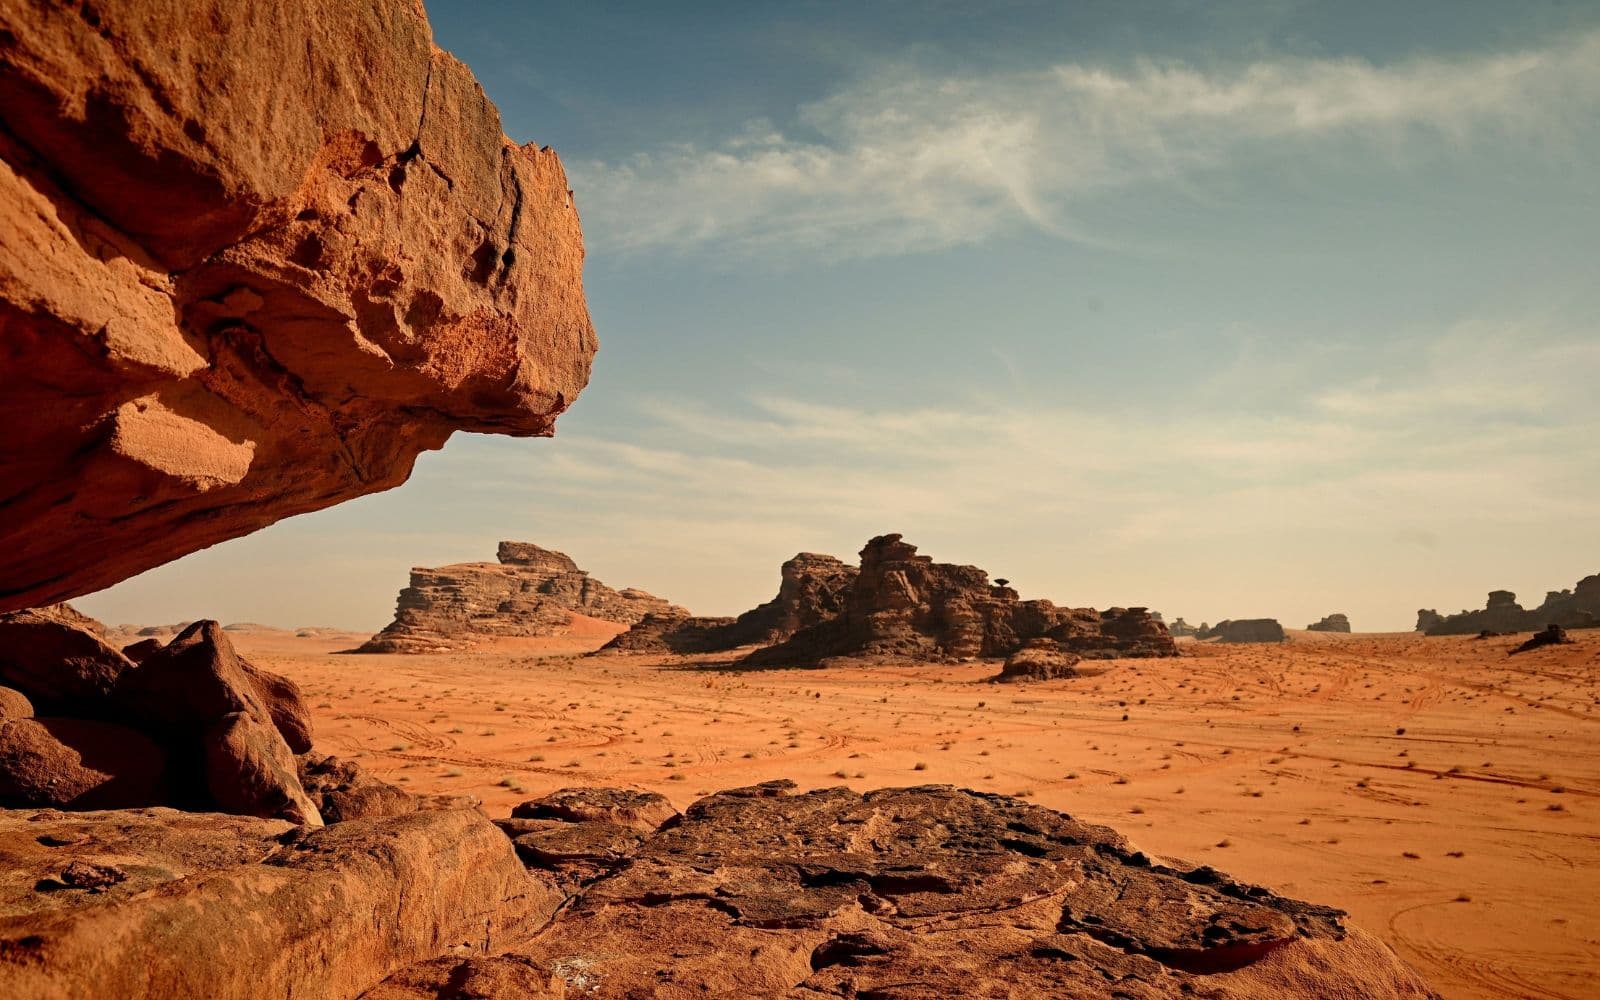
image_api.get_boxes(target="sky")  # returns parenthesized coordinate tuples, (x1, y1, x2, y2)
(80, 0, 1600, 633)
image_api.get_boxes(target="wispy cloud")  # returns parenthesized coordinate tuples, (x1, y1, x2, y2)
(573, 31, 1600, 259)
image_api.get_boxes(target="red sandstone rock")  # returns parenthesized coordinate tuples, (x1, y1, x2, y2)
(373, 783, 1439, 999)
(1421, 575, 1600, 636)
(0, 807, 560, 1000)
(0, 688, 33, 721)
(359, 542, 683, 653)
(0, 0, 596, 612)
(998, 642, 1082, 682)
(0, 717, 167, 809)
(510, 786, 677, 832)
(744, 535, 1178, 667)
(0, 610, 133, 712)
(203, 711, 322, 826)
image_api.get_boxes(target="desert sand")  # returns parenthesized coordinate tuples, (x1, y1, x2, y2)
(215, 622, 1600, 1000)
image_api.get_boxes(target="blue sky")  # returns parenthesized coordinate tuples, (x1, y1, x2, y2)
(81, 1, 1600, 632)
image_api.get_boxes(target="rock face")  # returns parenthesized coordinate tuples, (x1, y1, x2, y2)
(599, 552, 858, 655)
(741, 535, 1178, 667)
(998, 641, 1082, 682)
(359, 542, 684, 653)
(365, 782, 1438, 999)
(1306, 613, 1352, 633)
(1419, 575, 1600, 636)
(1205, 619, 1288, 644)
(0, 806, 559, 1000)
(0, 0, 597, 612)
(1167, 617, 1199, 637)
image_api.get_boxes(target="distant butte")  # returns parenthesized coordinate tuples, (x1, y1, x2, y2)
(1417, 574, 1600, 636)
(357, 542, 683, 653)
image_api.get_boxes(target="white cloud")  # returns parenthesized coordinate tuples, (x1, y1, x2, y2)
(572, 32, 1600, 259)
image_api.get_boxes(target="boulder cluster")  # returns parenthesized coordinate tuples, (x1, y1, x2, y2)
(1417, 574, 1600, 636)
(357, 542, 683, 653)
(603, 534, 1178, 671)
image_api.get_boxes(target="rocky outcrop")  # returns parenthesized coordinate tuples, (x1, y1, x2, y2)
(358, 542, 683, 653)
(1203, 619, 1287, 644)
(1511, 624, 1574, 655)
(998, 641, 1082, 682)
(1306, 613, 1352, 633)
(741, 535, 1178, 667)
(1420, 575, 1600, 636)
(0, 0, 597, 612)
(366, 782, 1437, 999)
(0, 806, 559, 1000)
(1167, 617, 1199, 637)
(598, 551, 857, 655)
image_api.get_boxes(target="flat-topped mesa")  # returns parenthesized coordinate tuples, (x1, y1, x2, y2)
(358, 542, 684, 653)
(726, 534, 1177, 667)
(0, 0, 597, 612)
(1420, 573, 1600, 636)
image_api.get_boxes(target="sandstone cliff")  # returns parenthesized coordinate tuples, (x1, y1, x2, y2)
(0, 0, 596, 611)
(1419, 575, 1600, 636)
(1306, 613, 1352, 633)
(358, 542, 683, 653)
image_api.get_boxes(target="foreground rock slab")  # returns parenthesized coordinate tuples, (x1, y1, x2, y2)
(0, 807, 558, 1000)
(381, 783, 1438, 999)
(0, 0, 596, 612)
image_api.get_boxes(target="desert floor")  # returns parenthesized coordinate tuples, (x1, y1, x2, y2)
(227, 625, 1599, 1000)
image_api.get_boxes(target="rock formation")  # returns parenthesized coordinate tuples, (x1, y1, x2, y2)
(1306, 613, 1352, 633)
(1510, 624, 1574, 655)
(998, 641, 1082, 682)
(358, 782, 1438, 999)
(1201, 619, 1287, 643)
(740, 535, 1178, 667)
(599, 552, 857, 655)
(1167, 617, 1199, 637)
(1419, 575, 1600, 636)
(0, 0, 597, 612)
(358, 541, 683, 653)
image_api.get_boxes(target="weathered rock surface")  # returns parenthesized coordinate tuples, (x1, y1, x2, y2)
(0, 688, 31, 721)
(743, 535, 1178, 667)
(1306, 613, 1352, 633)
(998, 641, 1083, 682)
(0, 609, 134, 712)
(369, 782, 1437, 999)
(359, 541, 683, 653)
(1204, 619, 1288, 644)
(510, 786, 677, 832)
(600, 551, 858, 655)
(0, 717, 167, 809)
(1167, 616, 1200, 637)
(0, 806, 559, 1000)
(0, 0, 596, 612)
(1420, 575, 1600, 636)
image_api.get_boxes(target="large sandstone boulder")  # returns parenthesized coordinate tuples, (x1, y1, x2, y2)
(0, 0, 596, 612)
(0, 688, 32, 721)
(382, 783, 1439, 999)
(0, 717, 167, 809)
(358, 541, 683, 652)
(743, 534, 1178, 666)
(203, 712, 322, 826)
(0, 807, 559, 1000)
(998, 642, 1082, 682)
(0, 610, 134, 712)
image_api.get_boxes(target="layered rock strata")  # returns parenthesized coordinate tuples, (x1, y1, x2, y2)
(0, 0, 596, 612)
(740, 534, 1178, 667)
(359, 542, 683, 653)
(1418, 575, 1600, 636)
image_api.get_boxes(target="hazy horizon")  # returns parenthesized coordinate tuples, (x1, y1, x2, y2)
(78, 0, 1600, 634)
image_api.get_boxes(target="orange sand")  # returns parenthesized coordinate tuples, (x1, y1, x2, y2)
(232, 623, 1599, 1000)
